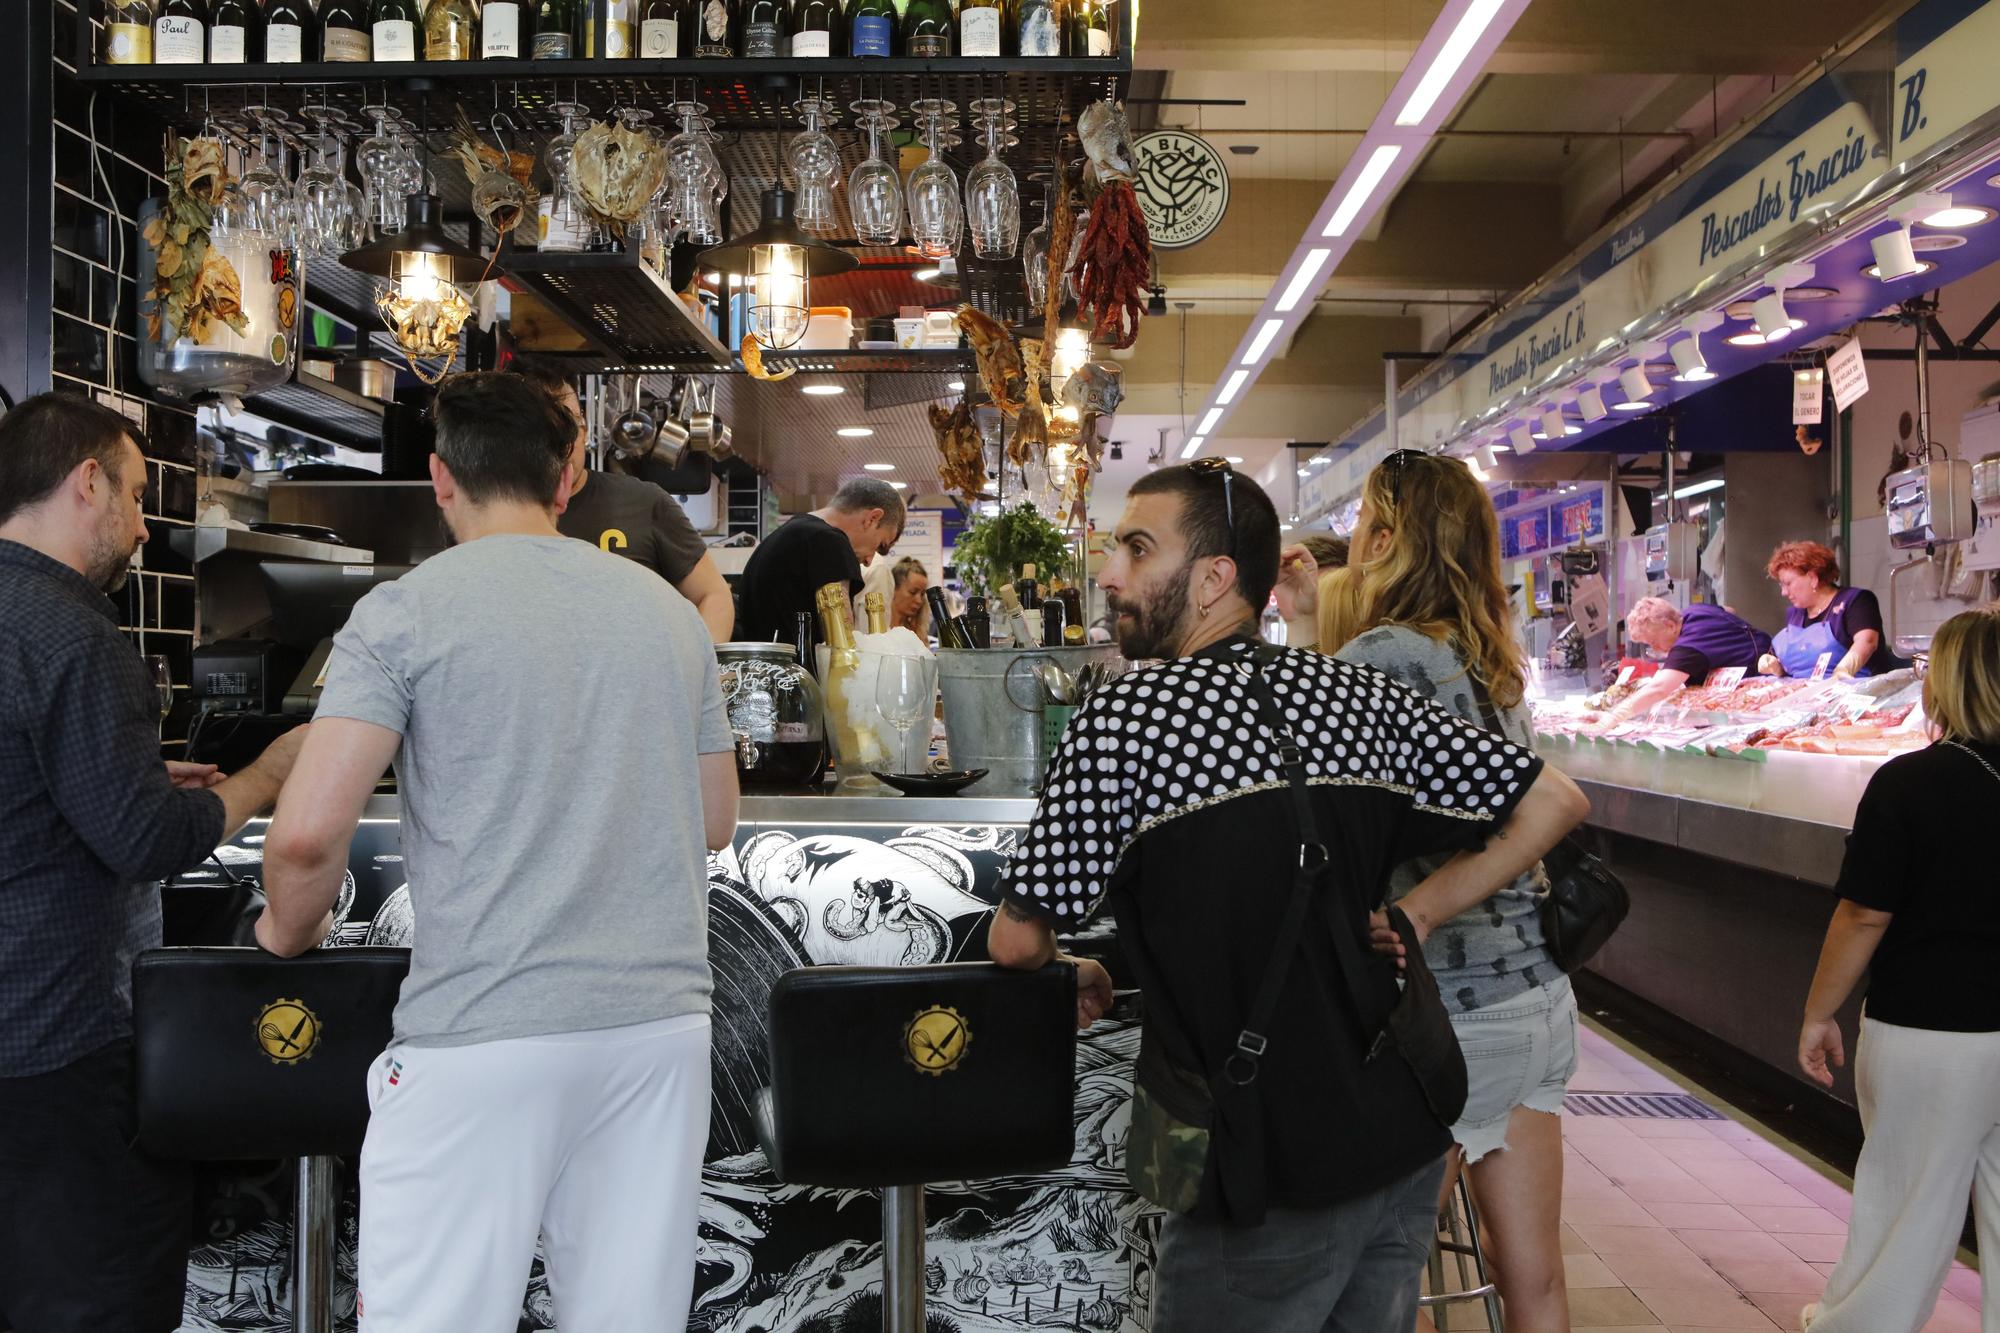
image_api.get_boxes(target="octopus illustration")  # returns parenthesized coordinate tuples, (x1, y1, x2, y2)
(737, 832, 989, 967)
(821, 877, 951, 965)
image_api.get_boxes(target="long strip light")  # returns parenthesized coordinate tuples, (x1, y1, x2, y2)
(1674, 477, 1725, 500)
(1179, 0, 1531, 459)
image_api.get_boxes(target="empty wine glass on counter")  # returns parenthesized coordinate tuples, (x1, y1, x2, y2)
(788, 97, 843, 235)
(965, 97, 1020, 260)
(874, 655, 935, 771)
(848, 99, 903, 246)
(905, 100, 963, 261)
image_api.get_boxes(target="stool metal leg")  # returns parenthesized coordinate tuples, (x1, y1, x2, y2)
(293, 1155, 339, 1333)
(1419, 1171, 1502, 1333)
(880, 1184, 926, 1333)
(1455, 1174, 1506, 1333)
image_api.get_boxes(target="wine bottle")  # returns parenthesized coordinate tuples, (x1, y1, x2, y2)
(261, 0, 312, 60)
(1059, 586, 1086, 643)
(926, 588, 963, 647)
(584, 0, 636, 55)
(739, 0, 785, 56)
(691, 0, 733, 56)
(103, 0, 155, 63)
(901, 0, 949, 57)
(369, 0, 419, 60)
(789, 0, 835, 55)
(1042, 600, 1066, 648)
(152, 0, 206, 64)
(963, 596, 991, 648)
(957, 0, 1000, 56)
(208, 0, 253, 62)
(794, 611, 820, 675)
(1013, 0, 1060, 56)
(843, 0, 893, 57)
(424, 0, 478, 58)
(1016, 562, 1041, 610)
(319, 0, 371, 59)
(1070, 0, 1110, 55)
(482, 0, 523, 55)
(637, 0, 680, 56)
(531, 0, 576, 56)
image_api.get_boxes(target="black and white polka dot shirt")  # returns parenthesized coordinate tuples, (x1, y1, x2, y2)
(998, 637, 1545, 928)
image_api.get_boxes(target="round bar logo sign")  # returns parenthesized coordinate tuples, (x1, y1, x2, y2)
(256, 998, 321, 1063)
(1133, 131, 1230, 250)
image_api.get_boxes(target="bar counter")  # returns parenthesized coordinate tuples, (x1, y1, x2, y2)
(168, 785, 1158, 1333)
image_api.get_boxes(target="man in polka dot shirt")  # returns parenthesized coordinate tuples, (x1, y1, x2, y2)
(987, 462, 1588, 1332)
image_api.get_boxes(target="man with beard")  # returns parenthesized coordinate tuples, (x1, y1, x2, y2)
(986, 461, 1587, 1331)
(0, 392, 308, 1332)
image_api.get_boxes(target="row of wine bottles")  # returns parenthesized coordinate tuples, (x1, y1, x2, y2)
(102, 0, 1115, 64)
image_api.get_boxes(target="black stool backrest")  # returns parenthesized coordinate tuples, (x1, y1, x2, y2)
(761, 962, 1077, 1188)
(133, 946, 410, 1161)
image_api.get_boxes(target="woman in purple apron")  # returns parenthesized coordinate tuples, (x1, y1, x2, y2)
(1758, 541, 1896, 678)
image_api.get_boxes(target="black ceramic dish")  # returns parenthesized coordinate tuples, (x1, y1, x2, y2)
(870, 769, 989, 796)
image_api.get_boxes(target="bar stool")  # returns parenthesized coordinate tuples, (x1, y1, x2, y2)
(1421, 1170, 1506, 1332)
(132, 946, 410, 1333)
(754, 961, 1078, 1333)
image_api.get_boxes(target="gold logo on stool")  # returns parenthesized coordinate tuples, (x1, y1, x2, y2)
(904, 1006, 971, 1076)
(256, 999, 321, 1064)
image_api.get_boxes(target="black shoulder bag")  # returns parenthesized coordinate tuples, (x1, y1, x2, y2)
(1469, 677, 1629, 973)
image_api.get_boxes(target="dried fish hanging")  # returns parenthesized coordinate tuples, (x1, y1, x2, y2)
(450, 106, 538, 237)
(144, 133, 251, 349)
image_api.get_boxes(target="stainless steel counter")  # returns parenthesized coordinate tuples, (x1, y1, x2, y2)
(354, 789, 1040, 829)
(1564, 776, 1851, 889)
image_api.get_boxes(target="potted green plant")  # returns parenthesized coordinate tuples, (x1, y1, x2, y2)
(951, 502, 1075, 599)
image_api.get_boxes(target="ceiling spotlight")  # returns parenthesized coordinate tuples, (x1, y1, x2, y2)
(1536, 404, 1565, 440)
(802, 383, 845, 396)
(837, 427, 875, 437)
(1509, 422, 1536, 454)
(1468, 454, 1490, 482)
(1871, 225, 1923, 281)
(1475, 444, 1501, 471)
(1864, 257, 1937, 280)
(1727, 329, 1768, 347)
(1617, 364, 1655, 408)
(864, 462, 895, 471)
(1752, 290, 1797, 342)
(1577, 384, 1607, 422)
(1912, 191, 1994, 228)
(1669, 335, 1713, 382)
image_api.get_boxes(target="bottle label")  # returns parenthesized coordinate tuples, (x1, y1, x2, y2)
(850, 12, 891, 56)
(958, 6, 999, 55)
(908, 31, 948, 57)
(532, 28, 573, 57)
(426, 24, 473, 59)
(791, 28, 830, 55)
(1087, 25, 1111, 55)
(777, 722, 811, 743)
(105, 21, 153, 62)
(209, 24, 247, 61)
(482, 2, 520, 55)
(264, 22, 304, 60)
(372, 18, 417, 59)
(743, 20, 780, 56)
(694, 0, 729, 54)
(323, 25, 371, 59)
(585, 18, 633, 55)
(639, 17, 677, 56)
(1018, 1, 1060, 55)
(154, 15, 204, 63)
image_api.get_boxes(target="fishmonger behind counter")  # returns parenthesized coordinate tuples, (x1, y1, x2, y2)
(1757, 541, 1898, 679)
(1593, 596, 1772, 728)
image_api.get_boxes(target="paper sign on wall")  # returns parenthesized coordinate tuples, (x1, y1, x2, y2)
(1794, 368, 1825, 424)
(1827, 337, 1869, 412)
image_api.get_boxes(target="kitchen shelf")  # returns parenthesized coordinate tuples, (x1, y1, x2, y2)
(504, 247, 734, 371)
(244, 369, 388, 451)
(757, 347, 975, 374)
(167, 526, 375, 566)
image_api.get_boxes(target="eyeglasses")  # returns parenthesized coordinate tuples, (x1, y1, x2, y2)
(1187, 457, 1236, 560)
(1382, 448, 1426, 508)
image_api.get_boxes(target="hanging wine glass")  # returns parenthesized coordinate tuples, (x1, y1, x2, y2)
(208, 131, 258, 250)
(664, 102, 720, 246)
(237, 107, 294, 245)
(1022, 177, 1059, 309)
(788, 98, 842, 236)
(544, 101, 601, 253)
(354, 103, 409, 240)
(905, 99, 962, 262)
(965, 97, 1019, 261)
(295, 109, 354, 261)
(847, 99, 903, 246)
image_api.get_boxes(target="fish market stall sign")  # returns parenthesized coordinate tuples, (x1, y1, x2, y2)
(1488, 301, 1588, 398)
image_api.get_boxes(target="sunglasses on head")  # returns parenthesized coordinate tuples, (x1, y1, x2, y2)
(1382, 448, 1427, 508)
(1187, 457, 1236, 561)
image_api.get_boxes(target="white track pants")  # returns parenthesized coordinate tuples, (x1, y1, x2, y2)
(356, 1015, 711, 1333)
(1810, 1016, 2000, 1333)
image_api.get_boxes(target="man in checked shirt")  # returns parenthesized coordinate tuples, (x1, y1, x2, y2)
(0, 393, 308, 1332)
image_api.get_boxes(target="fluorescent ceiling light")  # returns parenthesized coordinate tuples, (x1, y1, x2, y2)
(946, 380, 965, 391)
(1297, 467, 1312, 478)
(1394, 0, 1510, 126)
(1274, 249, 1333, 313)
(1323, 144, 1402, 239)
(864, 462, 895, 471)
(1673, 477, 1725, 499)
(1225, 455, 1244, 464)
(802, 384, 844, 396)
(837, 427, 875, 437)
(1197, 408, 1224, 435)
(1242, 319, 1286, 365)
(889, 481, 909, 490)
(1179, 435, 1205, 460)
(1216, 369, 1251, 405)
(1578, 385, 1607, 422)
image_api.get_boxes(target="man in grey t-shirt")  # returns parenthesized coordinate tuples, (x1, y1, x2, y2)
(256, 372, 739, 1332)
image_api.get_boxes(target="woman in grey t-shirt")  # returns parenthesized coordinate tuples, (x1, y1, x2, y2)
(1279, 450, 1577, 1333)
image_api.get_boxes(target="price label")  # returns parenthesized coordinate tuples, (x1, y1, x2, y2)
(1616, 665, 1636, 687)
(1809, 651, 1834, 681)
(1708, 666, 1747, 691)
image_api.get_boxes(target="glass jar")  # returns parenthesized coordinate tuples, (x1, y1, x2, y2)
(716, 643, 826, 787)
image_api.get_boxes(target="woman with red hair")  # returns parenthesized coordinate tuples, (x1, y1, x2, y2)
(1759, 541, 1897, 678)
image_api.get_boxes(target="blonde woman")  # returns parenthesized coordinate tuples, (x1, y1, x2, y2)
(1285, 449, 1576, 1333)
(1798, 605, 2000, 1333)
(1316, 565, 1366, 656)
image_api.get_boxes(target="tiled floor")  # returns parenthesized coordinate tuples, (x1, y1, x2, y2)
(1426, 1020, 1986, 1332)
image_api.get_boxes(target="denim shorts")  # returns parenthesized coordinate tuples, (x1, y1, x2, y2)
(1449, 975, 1578, 1163)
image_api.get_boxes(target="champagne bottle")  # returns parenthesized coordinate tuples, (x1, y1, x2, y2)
(957, 0, 1000, 56)
(369, 0, 419, 59)
(815, 581, 876, 775)
(1070, 0, 1110, 55)
(691, 0, 732, 56)
(843, 0, 893, 57)
(864, 590, 889, 636)
(739, 0, 785, 56)
(423, 0, 478, 59)
(208, 0, 253, 62)
(583, 0, 635, 55)
(901, 0, 949, 56)
(1013, 0, 1060, 56)
(637, 0, 681, 56)
(262, 0, 313, 60)
(482, 0, 523, 55)
(789, 0, 835, 55)
(531, 0, 576, 55)
(320, 0, 371, 59)
(103, 0, 155, 63)
(153, 0, 206, 64)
